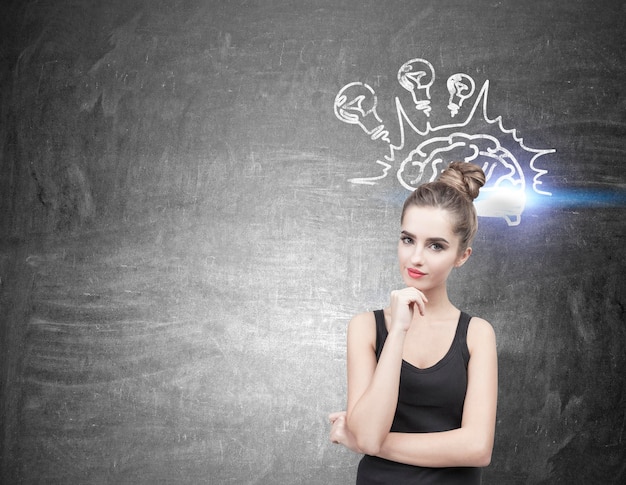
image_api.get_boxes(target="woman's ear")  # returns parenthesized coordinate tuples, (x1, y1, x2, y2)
(455, 247, 472, 267)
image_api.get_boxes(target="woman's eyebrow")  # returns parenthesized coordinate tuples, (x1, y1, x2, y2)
(401, 230, 450, 245)
(426, 237, 450, 244)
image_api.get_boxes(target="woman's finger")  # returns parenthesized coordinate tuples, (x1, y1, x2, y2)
(328, 410, 346, 423)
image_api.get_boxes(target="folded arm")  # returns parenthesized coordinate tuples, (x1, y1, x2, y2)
(377, 317, 498, 467)
(339, 314, 497, 468)
(345, 311, 407, 455)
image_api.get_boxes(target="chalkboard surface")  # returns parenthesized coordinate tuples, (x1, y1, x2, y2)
(1, 0, 625, 483)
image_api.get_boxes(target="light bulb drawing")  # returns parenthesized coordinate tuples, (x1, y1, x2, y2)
(397, 58, 435, 117)
(334, 82, 393, 185)
(333, 82, 390, 142)
(447, 73, 475, 117)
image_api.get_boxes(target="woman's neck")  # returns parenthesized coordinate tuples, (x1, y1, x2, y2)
(421, 286, 457, 318)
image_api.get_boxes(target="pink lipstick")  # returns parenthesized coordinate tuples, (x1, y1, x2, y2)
(407, 268, 426, 279)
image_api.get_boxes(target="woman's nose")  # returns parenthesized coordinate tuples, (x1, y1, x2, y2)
(410, 245, 425, 264)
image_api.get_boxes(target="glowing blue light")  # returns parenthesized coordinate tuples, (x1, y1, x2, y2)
(525, 187, 626, 210)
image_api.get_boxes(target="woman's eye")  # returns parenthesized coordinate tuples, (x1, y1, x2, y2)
(401, 236, 413, 244)
(430, 243, 444, 251)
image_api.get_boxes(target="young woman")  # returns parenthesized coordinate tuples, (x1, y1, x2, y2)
(329, 162, 498, 484)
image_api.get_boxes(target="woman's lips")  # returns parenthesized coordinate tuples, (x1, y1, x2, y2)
(407, 268, 426, 279)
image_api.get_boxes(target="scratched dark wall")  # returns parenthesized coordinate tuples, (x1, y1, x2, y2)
(1, 0, 625, 483)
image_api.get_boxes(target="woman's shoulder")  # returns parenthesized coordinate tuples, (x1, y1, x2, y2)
(467, 315, 494, 332)
(347, 311, 378, 346)
(349, 310, 377, 328)
(466, 316, 496, 351)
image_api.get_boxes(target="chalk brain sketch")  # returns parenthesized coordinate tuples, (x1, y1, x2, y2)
(334, 58, 555, 226)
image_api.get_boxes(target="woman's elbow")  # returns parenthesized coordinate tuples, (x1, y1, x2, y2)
(350, 426, 383, 456)
(470, 438, 493, 467)
(355, 436, 382, 456)
(347, 417, 383, 455)
(474, 448, 492, 468)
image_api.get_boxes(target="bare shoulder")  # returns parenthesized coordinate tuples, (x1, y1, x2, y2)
(467, 316, 496, 351)
(347, 311, 377, 348)
(348, 311, 377, 333)
(349, 310, 376, 326)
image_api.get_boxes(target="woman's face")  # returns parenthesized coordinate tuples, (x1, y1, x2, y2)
(397, 205, 471, 292)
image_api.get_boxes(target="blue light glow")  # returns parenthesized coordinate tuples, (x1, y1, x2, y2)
(525, 187, 626, 210)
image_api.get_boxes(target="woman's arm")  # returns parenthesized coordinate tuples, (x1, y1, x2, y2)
(376, 317, 498, 467)
(344, 311, 403, 455)
(346, 288, 427, 456)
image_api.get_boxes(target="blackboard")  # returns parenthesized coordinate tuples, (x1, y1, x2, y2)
(1, 0, 625, 483)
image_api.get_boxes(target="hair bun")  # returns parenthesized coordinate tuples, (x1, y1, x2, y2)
(438, 161, 486, 201)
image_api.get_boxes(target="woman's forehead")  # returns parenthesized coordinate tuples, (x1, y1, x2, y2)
(401, 206, 457, 238)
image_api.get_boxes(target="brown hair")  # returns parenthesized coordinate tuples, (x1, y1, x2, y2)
(400, 161, 486, 252)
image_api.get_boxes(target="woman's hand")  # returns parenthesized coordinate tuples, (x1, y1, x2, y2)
(389, 287, 428, 333)
(329, 411, 362, 454)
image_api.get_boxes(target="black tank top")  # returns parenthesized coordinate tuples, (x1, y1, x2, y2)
(355, 310, 482, 485)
